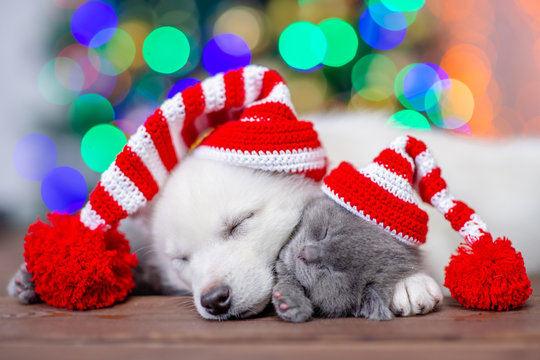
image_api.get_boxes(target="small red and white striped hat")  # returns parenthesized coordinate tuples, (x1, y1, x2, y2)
(23, 65, 327, 310)
(322, 135, 493, 246)
(322, 135, 531, 311)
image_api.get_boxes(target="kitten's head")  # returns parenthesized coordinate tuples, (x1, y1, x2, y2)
(279, 196, 420, 316)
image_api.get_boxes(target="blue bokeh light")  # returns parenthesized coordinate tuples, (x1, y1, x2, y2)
(358, 6, 407, 50)
(403, 63, 442, 112)
(41, 167, 87, 214)
(168, 78, 200, 98)
(202, 34, 251, 75)
(13, 134, 57, 181)
(71, 1, 118, 48)
(368, 2, 408, 31)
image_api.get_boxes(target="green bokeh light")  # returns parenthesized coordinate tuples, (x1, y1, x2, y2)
(143, 26, 190, 74)
(69, 94, 115, 135)
(94, 28, 136, 75)
(387, 110, 431, 130)
(381, 0, 425, 12)
(318, 18, 358, 67)
(279, 21, 327, 70)
(81, 124, 127, 173)
(366, 0, 420, 27)
(367, 0, 425, 12)
(352, 54, 397, 101)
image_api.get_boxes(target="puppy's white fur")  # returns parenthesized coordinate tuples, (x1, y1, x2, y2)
(148, 156, 319, 320)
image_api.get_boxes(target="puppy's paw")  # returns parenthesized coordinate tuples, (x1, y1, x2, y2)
(7, 264, 40, 305)
(272, 286, 313, 323)
(390, 273, 442, 317)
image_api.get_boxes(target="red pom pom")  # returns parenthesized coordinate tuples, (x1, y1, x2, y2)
(444, 235, 532, 310)
(24, 213, 138, 310)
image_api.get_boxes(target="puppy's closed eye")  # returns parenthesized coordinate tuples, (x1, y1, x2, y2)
(172, 255, 190, 268)
(223, 211, 255, 238)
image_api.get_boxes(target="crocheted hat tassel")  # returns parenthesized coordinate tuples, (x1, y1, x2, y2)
(24, 213, 137, 310)
(444, 234, 532, 311)
(404, 135, 532, 310)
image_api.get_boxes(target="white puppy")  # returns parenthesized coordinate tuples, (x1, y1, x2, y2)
(146, 156, 320, 320)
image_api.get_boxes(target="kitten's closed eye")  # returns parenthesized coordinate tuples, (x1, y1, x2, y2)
(312, 225, 328, 241)
(321, 226, 328, 240)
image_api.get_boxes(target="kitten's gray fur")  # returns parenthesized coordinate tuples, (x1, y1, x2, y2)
(273, 196, 423, 322)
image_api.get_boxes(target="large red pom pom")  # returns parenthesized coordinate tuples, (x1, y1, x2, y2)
(24, 213, 138, 310)
(444, 235, 532, 310)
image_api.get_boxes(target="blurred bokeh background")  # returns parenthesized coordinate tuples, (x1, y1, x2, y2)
(1, 0, 540, 228)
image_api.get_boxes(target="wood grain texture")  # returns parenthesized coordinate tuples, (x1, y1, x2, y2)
(1, 230, 538, 359)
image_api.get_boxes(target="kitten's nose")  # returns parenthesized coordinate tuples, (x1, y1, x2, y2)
(201, 285, 232, 315)
(298, 244, 320, 263)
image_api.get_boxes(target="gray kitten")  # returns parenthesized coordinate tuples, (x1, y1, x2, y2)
(272, 196, 423, 322)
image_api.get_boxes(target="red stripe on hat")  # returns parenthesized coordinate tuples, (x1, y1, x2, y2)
(405, 136, 427, 159)
(145, 109, 178, 172)
(259, 70, 284, 100)
(224, 69, 245, 108)
(200, 119, 322, 153)
(418, 168, 447, 203)
(324, 162, 428, 243)
(115, 146, 159, 200)
(302, 166, 327, 182)
(89, 182, 128, 226)
(444, 200, 475, 232)
(181, 82, 206, 147)
(373, 148, 414, 184)
(241, 102, 297, 122)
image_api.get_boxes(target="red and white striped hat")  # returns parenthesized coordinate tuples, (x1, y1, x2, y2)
(23, 65, 327, 310)
(81, 65, 326, 231)
(322, 135, 531, 311)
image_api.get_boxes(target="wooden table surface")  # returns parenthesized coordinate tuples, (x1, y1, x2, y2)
(1, 230, 538, 360)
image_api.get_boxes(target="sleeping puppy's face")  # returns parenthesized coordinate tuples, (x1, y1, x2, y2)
(151, 156, 319, 320)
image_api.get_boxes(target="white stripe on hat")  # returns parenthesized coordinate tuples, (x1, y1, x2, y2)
(201, 73, 226, 113)
(243, 65, 267, 106)
(80, 203, 106, 230)
(458, 213, 488, 244)
(100, 164, 147, 215)
(429, 188, 456, 214)
(193, 146, 326, 172)
(160, 93, 188, 159)
(414, 149, 437, 180)
(128, 125, 169, 187)
(359, 163, 417, 204)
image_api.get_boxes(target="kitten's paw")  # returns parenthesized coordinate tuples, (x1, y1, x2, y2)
(358, 287, 394, 321)
(272, 288, 313, 323)
(7, 264, 40, 305)
(390, 273, 442, 317)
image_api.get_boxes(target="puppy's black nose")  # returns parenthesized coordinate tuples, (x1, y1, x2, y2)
(201, 285, 231, 315)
